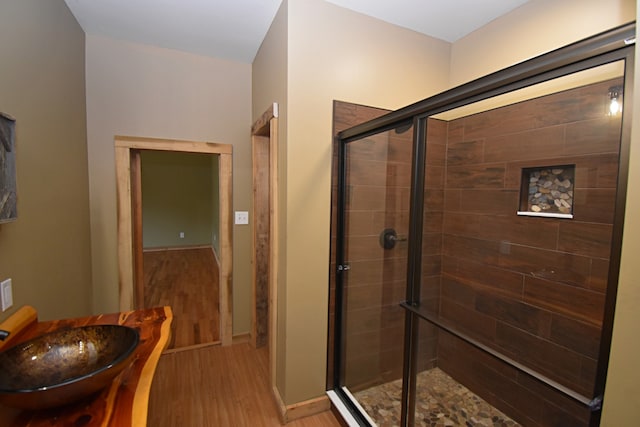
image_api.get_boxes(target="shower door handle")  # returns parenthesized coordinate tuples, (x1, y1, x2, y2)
(380, 228, 407, 249)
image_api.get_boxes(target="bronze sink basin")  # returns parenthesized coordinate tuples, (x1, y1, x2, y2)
(0, 324, 139, 410)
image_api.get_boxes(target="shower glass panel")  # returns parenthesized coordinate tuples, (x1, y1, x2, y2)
(407, 60, 627, 426)
(339, 122, 414, 419)
(330, 24, 634, 427)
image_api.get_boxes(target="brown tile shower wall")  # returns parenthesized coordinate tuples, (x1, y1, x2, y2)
(435, 79, 623, 426)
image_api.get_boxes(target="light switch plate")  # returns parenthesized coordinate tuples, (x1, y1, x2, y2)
(1, 278, 13, 312)
(235, 211, 249, 225)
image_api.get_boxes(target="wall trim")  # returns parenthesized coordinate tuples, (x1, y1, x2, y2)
(271, 387, 331, 424)
(142, 244, 212, 252)
(231, 333, 250, 344)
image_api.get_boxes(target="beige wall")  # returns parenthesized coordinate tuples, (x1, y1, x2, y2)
(255, 0, 451, 405)
(448, 0, 637, 424)
(0, 0, 92, 322)
(600, 2, 640, 424)
(252, 0, 290, 399)
(450, 0, 635, 86)
(85, 36, 253, 334)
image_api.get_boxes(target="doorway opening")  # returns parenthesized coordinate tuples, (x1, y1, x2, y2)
(115, 136, 234, 347)
(140, 150, 220, 349)
(251, 102, 279, 387)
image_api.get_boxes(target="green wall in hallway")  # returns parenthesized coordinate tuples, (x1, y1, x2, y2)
(141, 151, 217, 250)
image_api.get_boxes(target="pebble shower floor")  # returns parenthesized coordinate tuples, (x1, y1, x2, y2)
(353, 368, 520, 427)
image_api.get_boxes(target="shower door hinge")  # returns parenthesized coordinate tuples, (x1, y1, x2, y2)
(337, 263, 351, 272)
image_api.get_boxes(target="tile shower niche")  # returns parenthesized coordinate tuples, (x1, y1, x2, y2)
(518, 165, 575, 218)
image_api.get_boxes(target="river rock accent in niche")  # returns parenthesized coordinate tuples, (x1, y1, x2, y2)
(518, 165, 575, 218)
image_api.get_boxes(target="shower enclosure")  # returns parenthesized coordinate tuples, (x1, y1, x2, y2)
(328, 24, 634, 426)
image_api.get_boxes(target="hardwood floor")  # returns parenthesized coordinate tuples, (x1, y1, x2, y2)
(148, 343, 342, 426)
(144, 247, 220, 349)
(143, 248, 341, 425)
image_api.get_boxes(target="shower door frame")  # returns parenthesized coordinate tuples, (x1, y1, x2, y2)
(329, 22, 635, 427)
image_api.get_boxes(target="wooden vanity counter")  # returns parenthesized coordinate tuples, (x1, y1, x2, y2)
(0, 305, 172, 427)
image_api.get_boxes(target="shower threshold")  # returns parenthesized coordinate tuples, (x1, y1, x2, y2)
(353, 368, 520, 427)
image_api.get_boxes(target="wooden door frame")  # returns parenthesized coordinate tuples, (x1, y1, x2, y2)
(251, 103, 279, 385)
(115, 135, 234, 346)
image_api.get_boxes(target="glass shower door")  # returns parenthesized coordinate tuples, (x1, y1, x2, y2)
(331, 24, 634, 427)
(337, 123, 414, 425)
(408, 59, 628, 427)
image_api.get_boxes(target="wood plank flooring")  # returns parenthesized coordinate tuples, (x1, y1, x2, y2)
(148, 343, 342, 426)
(144, 247, 220, 349)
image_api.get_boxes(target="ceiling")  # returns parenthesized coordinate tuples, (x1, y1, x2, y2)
(64, 0, 530, 63)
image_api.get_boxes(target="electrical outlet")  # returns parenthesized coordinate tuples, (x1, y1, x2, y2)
(1, 278, 13, 312)
(235, 211, 249, 225)
(179, 232, 185, 239)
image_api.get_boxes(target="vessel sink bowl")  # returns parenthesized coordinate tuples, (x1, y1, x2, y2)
(0, 324, 139, 410)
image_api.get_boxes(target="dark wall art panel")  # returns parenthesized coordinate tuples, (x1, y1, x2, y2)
(0, 113, 16, 223)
